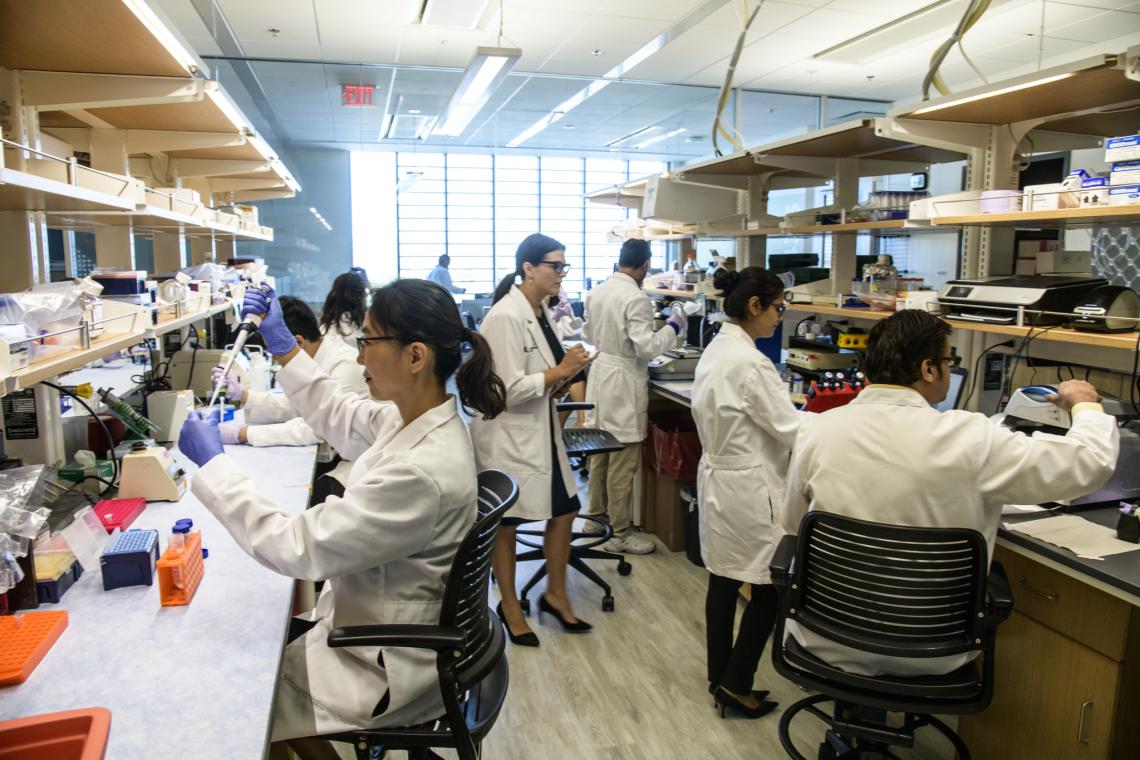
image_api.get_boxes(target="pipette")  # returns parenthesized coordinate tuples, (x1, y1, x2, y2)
(207, 284, 270, 409)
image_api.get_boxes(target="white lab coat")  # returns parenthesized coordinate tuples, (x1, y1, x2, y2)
(193, 350, 477, 740)
(321, 316, 363, 351)
(583, 272, 679, 443)
(244, 337, 368, 480)
(691, 322, 807, 584)
(783, 385, 1119, 676)
(470, 285, 576, 521)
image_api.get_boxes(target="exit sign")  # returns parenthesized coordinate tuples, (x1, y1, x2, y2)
(341, 84, 375, 108)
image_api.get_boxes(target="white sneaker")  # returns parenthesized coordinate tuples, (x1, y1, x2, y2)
(604, 533, 656, 555)
(579, 517, 608, 535)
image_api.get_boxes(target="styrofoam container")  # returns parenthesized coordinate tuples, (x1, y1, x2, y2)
(1105, 134, 1140, 163)
(1107, 185, 1140, 206)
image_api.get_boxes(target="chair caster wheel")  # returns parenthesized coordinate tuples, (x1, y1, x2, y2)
(602, 595, 615, 612)
(519, 598, 530, 614)
(618, 560, 632, 576)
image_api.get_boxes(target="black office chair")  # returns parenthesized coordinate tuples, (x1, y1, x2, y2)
(320, 469, 518, 760)
(769, 512, 1013, 760)
(515, 401, 632, 613)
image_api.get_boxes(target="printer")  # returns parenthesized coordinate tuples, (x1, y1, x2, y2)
(938, 274, 1107, 325)
(648, 346, 703, 381)
(1002, 386, 1140, 508)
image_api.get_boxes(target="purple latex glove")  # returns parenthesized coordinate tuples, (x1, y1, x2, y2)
(179, 410, 225, 467)
(242, 285, 296, 355)
(210, 366, 243, 400)
(666, 308, 686, 335)
(218, 422, 244, 445)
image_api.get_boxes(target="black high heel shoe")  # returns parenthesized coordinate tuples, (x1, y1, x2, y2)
(537, 594, 593, 632)
(708, 682, 769, 701)
(496, 602, 539, 647)
(713, 686, 778, 719)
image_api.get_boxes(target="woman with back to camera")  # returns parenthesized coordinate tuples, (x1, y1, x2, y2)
(178, 279, 505, 759)
(320, 270, 369, 349)
(690, 266, 808, 719)
(471, 233, 594, 646)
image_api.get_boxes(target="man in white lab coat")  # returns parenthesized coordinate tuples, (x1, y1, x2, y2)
(426, 254, 465, 294)
(582, 239, 685, 554)
(783, 309, 1119, 677)
(213, 296, 368, 484)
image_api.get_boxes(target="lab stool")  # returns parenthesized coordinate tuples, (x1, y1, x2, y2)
(515, 403, 631, 613)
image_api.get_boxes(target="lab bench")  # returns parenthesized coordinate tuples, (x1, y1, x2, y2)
(0, 442, 318, 760)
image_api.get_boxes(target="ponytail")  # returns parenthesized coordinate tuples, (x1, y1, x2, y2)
(714, 266, 784, 320)
(492, 272, 517, 305)
(456, 329, 506, 420)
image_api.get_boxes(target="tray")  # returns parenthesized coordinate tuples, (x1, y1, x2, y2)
(0, 610, 69, 686)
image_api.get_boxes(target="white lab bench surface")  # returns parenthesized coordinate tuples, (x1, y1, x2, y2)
(649, 378, 693, 407)
(0, 441, 317, 759)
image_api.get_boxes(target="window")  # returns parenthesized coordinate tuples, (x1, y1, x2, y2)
(391, 153, 667, 294)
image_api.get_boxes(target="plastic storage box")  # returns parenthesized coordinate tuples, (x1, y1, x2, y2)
(100, 529, 160, 591)
(93, 498, 146, 533)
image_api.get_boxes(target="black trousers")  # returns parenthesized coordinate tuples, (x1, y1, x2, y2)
(706, 572, 779, 694)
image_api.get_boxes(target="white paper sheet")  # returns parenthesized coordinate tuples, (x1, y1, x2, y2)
(1004, 514, 1140, 560)
(1001, 504, 1048, 515)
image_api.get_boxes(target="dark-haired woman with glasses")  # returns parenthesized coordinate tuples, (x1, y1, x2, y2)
(177, 278, 506, 756)
(690, 266, 808, 719)
(472, 233, 595, 646)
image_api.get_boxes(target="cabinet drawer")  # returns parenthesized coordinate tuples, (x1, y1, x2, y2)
(995, 545, 1130, 661)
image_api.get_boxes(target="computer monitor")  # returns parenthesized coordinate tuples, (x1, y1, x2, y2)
(933, 368, 968, 412)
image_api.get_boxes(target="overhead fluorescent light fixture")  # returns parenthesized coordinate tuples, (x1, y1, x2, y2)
(309, 207, 332, 232)
(605, 126, 660, 149)
(812, 0, 957, 63)
(908, 72, 1076, 115)
(636, 128, 686, 150)
(433, 46, 521, 137)
(121, 0, 202, 75)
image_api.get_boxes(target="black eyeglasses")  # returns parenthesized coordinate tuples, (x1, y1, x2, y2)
(536, 261, 571, 274)
(356, 335, 405, 351)
(774, 303, 787, 316)
(940, 355, 963, 369)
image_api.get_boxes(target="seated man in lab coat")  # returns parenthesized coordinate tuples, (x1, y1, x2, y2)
(782, 309, 1119, 677)
(213, 295, 369, 456)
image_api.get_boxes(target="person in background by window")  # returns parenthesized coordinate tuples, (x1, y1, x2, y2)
(427, 254, 465, 294)
(320, 271, 368, 350)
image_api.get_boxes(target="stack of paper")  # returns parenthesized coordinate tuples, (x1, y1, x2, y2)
(1004, 514, 1140, 560)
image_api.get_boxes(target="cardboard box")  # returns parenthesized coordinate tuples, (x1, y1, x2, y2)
(1023, 183, 1077, 211)
(650, 471, 689, 552)
(1110, 160, 1140, 186)
(1080, 177, 1109, 207)
(1105, 134, 1140, 163)
(1036, 250, 1091, 274)
(1015, 240, 1059, 275)
(1107, 185, 1140, 206)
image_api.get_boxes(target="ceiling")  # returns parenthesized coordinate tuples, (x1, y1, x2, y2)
(150, 0, 1140, 159)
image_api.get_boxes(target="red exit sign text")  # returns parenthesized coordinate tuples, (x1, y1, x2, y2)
(341, 85, 375, 107)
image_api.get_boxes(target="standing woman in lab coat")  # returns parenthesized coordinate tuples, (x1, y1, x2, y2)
(471, 233, 594, 646)
(319, 270, 369, 349)
(178, 279, 506, 758)
(690, 266, 805, 719)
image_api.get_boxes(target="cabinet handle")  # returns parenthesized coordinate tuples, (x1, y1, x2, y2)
(1018, 578, 1059, 601)
(1077, 701, 1093, 744)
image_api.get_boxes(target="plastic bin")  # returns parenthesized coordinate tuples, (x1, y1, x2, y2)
(0, 707, 112, 760)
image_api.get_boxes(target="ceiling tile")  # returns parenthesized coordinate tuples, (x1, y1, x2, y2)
(217, 0, 320, 45)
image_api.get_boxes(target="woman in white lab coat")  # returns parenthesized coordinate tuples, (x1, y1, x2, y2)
(471, 233, 594, 646)
(690, 267, 806, 719)
(319, 270, 369, 349)
(178, 279, 506, 758)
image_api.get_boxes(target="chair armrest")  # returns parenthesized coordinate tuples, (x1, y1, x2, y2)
(556, 402, 594, 412)
(769, 534, 798, 587)
(327, 624, 466, 652)
(985, 561, 1013, 621)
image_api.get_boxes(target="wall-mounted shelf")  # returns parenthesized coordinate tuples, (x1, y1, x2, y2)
(646, 287, 721, 300)
(146, 299, 232, 339)
(699, 219, 957, 238)
(785, 303, 1140, 351)
(930, 205, 1140, 229)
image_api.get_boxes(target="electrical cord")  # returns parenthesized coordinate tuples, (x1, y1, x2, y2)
(922, 0, 992, 101)
(997, 323, 1063, 414)
(42, 381, 120, 498)
(711, 1, 763, 156)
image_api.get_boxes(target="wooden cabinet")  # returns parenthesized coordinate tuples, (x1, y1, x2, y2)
(957, 547, 1140, 759)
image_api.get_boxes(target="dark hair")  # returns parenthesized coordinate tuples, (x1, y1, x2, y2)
(492, 233, 565, 304)
(618, 239, 652, 269)
(864, 310, 953, 386)
(278, 296, 322, 342)
(712, 266, 784, 320)
(320, 272, 368, 337)
(438, 254, 450, 266)
(369, 279, 506, 420)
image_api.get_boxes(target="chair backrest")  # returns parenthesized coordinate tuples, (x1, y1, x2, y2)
(438, 469, 517, 689)
(788, 511, 989, 660)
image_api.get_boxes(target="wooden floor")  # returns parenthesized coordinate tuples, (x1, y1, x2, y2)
(375, 473, 959, 760)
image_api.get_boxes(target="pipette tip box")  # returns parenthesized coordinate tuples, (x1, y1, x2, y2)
(100, 528, 160, 591)
(34, 552, 84, 605)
